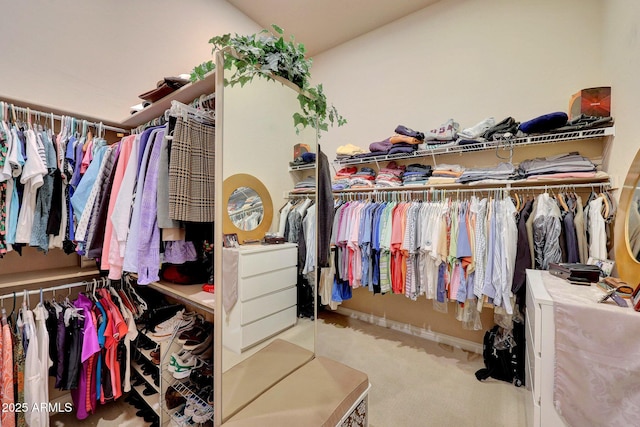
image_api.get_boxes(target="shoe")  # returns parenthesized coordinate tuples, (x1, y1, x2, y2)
(189, 365, 213, 388)
(131, 376, 146, 387)
(150, 348, 160, 365)
(177, 317, 206, 344)
(190, 333, 213, 358)
(148, 310, 186, 341)
(165, 385, 186, 410)
(181, 321, 212, 350)
(457, 117, 496, 140)
(173, 355, 204, 380)
(167, 350, 193, 373)
(143, 385, 158, 396)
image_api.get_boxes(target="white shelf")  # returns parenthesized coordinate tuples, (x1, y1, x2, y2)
(133, 383, 161, 416)
(288, 163, 315, 172)
(132, 360, 160, 393)
(334, 125, 615, 166)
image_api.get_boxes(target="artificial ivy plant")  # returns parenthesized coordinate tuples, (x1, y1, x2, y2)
(191, 24, 346, 136)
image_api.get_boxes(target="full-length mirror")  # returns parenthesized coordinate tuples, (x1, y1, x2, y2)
(216, 61, 318, 423)
(615, 148, 640, 286)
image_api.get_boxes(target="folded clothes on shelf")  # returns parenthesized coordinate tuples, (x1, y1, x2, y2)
(457, 162, 516, 183)
(518, 152, 596, 177)
(518, 112, 568, 134)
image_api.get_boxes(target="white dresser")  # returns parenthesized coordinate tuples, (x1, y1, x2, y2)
(525, 269, 566, 427)
(222, 243, 298, 354)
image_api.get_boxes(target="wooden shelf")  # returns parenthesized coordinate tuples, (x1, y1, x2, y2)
(121, 72, 216, 128)
(147, 281, 215, 314)
(0, 266, 99, 291)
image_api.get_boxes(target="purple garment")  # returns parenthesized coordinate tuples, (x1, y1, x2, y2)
(369, 138, 392, 153)
(70, 294, 100, 420)
(70, 141, 85, 188)
(137, 129, 166, 284)
(137, 127, 162, 175)
(164, 240, 198, 264)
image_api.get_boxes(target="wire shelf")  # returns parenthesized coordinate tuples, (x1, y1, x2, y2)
(169, 379, 214, 423)
(288, 163, 316, 172)
(334, 126, 614, 166)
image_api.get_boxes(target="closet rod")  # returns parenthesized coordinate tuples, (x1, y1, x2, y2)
(2, 102, 128, 133)
(0, 280, 89, 301)
(333, 181, 611, 196)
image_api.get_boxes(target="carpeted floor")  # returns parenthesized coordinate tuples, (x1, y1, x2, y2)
(51, 311, 529, 426)
(316, 310, 530, 427)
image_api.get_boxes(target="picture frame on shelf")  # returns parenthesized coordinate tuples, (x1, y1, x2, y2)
(223, 233, 239, 248)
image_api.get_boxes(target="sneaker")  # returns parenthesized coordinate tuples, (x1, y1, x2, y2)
(425, 119, 460, 141)
(172, 355, 203, 380)
(182, 325, 212, 351)
(167, 350, 193, 372)
(190, 334, 213, 360)
(457, 117, 496, 140)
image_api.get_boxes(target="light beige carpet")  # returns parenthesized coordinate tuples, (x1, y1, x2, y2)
(50, 398, 150, 427)
(317, 311, 530, 427)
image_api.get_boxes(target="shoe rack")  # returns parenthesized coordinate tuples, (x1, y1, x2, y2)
(159, 313, 214, 427)
(130, 332, 163, 427)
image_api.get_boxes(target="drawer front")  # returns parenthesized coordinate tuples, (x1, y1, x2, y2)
(240, 266, 297, 301)
(525, 314, 535, 377)
(526, 283, 536, 332)
(239, 246, 298, 278)
(241, 286, 297, 325)
(241, 306, 297, 350)
(525, 349, 533, 394)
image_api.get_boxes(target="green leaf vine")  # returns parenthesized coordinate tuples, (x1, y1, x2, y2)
(191, 24, 346, 137)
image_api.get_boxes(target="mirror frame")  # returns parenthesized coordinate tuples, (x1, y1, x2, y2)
(222, 173, 273, 243)
(614, 148, 640, 289)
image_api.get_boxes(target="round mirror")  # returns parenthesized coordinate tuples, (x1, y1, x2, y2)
(222, 174, 273, 244)
(615, 149, 640, 287)
(627, 187, 640, 262)
(227, 187, 264, 231)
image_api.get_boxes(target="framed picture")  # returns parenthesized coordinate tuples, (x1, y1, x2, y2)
(587, 257, 615, 277)
(223, 233, 239, 248)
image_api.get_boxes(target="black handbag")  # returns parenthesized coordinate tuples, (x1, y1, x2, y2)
(549, 263, 601, 283)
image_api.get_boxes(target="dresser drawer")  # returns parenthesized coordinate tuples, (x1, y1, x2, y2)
(240, 266, 297, 301)
(241, 306, 297, 350)
(239, 246, 298, 278)
(241, 286, 296, 325)
(525, 315, 535, 379)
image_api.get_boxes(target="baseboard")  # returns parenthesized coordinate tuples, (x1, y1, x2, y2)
(334, 307, 483, 354)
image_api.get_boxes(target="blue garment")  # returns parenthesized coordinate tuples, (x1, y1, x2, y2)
(456, 203, 472, 258)
(71, 145, 108, 219)
(482, 200, 497, 299)
(371, 203, 385, 292)
(359, 203, 373, 288)
(436, 263, 447, 303)
(94, 300, 107, 400)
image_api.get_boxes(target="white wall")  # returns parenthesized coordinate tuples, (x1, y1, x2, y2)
(223, 76, 316, 232)
(0, 0, 260, 122)
(311, 0, 606, 166)
(601, 0, 640, 190)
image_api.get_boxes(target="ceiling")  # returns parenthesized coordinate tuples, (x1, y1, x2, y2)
(226, 0, 441, 56)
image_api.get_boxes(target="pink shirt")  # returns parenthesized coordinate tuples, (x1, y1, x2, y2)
(100, 135, 136, 273)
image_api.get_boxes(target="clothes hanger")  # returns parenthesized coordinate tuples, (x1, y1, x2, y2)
(599, 191, 610, 218)
(556, 191, 569, 212)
